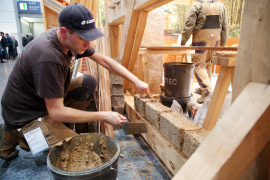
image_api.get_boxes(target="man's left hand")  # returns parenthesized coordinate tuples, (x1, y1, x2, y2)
(135, 80, 153, 98)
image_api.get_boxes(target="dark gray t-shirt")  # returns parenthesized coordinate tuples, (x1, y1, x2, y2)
(1, 28, 95, 128)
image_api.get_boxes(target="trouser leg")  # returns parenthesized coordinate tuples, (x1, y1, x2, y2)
(0, 125, 20, 160)
(64, 75, 97, 133)
(192, 52, 213, 94)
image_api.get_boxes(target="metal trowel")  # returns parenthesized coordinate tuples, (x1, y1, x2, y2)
(119, 122, 147, 135)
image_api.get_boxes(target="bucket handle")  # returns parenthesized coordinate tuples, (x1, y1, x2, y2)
(111, 167, 117, 172)
(184, 69, 194, 80)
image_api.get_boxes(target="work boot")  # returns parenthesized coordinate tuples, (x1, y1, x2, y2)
(195, 88, 202, 94)
(0, 131, 19, 160)
(197, 93, 210, 104)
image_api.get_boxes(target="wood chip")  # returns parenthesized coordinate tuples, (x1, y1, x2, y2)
(146, 161, 153, 165)
(120, 154, 124, 158)
(127, 163, 131, 166)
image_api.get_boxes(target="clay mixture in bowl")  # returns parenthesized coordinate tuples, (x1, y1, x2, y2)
(49, 134, 112, 171)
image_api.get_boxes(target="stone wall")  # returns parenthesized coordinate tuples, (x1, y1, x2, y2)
(134, 94, 209, 158)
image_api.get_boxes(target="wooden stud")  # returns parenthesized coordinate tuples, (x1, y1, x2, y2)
(124, 11, 149, 90)
(202, 66, 231, 131)
(232, 0, 270, 102)
(109, 25, 120, 58)
(113, 0, 121, 4)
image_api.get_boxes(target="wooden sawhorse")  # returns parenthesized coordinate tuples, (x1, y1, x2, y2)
(202, 52, 237, 131)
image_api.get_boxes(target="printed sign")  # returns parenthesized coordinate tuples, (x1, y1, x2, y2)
(17, 1, 41, 13)
(23, 127, 50, 155)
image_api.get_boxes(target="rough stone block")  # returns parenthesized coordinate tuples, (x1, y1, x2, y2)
(160, 112, 195, 149)
(182, 129, 209, 158)
(110, 74, 124, 85)
(111, 84, 124, 95)
(145, 102, 171, 129)
(111, 95, 125, 107)
(112, 106, 125, 115)
(134, 94, 159, 118)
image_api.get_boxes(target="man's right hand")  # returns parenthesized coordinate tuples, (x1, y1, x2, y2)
(102, 111, 126, 126)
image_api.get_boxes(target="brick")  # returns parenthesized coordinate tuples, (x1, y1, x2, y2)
(182, 129, 209, 158)
(110, 74, 124, 85)
(111, 95, 125, 107)
(134, 94, 159, 118)
(112, 106, 125, 115)
(145, 102, 171, 129)
(160, 112, 195, 149)
(111, 84, 124, 95)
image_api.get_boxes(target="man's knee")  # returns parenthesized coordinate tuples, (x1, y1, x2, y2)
(82, 75, 97, 91)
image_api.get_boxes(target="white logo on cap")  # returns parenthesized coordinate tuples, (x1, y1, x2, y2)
(81, 19, 95, 25)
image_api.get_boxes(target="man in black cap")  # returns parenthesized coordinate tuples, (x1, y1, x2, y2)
(0, 3, 152, 160)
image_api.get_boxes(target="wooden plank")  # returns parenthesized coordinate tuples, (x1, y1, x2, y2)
(108, 4, 116, 9)
(124, 11, 149, 90)
(109, 25, 120, 58)
(43, 0, 65, 13)
(229, 67, 235, 88)
(124, 92, 186, 175)
(211, 57, 237, 67)
(134, 0, 174, 11)
(112, 0, 121, 4)
(98, 66, 113, 137)
(173, 82, 270, 180)
(232, 0, 270, 102)
(119, 9, 140, 65)
(108, 0, 173, 25)
(42, 6, 60, 30)
(139, 49, 195, 55)
(107, 0, 129, 25)
(140, 46, 238, 51)
(202, 66, 231, 131)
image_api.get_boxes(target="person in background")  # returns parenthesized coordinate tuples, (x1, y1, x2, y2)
(181, 0, 228, 103)
(0, 40, 6, 63)
(21, 34, 28, 48)
(0, 3, 153, 161)
(5, 33, 13, 60)
(27, 32, 34, 44)
(0, 32, 8, 60)
(11, 36, 18, 58)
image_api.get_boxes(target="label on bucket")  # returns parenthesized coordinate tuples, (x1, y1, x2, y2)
(165, 78, 177, 85)
(23, 126, 50, 155)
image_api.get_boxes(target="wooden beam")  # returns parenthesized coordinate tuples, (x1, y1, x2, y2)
(140, 46, 238, 51)
(98, 66, 113, 137)
(134, 0, 174, 11)
(108, 4, 116, 9)
(112, 0, 121, 4)
(119, 9, 140, 63)
(173, 82, 270, 180)
(124, 11, 149, 89)
(139, 48, 195, 55)
(109, 25, 120, 58)
(232, 0, 270, 102)
(125, 92, 186, 175)
(202, 66, 231, 131)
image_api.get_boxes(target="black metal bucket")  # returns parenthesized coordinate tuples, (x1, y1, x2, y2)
(161, 62, 195, 110)
(47, 134, 120, 180)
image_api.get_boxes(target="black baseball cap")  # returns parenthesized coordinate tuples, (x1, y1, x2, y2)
(58, 3, 104, 41)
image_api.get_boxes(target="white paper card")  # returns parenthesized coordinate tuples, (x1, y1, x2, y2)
(23, 127, 50, 155)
